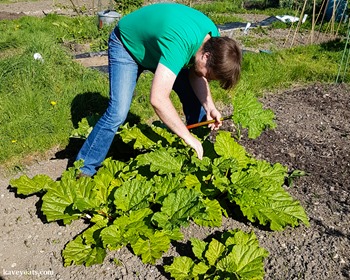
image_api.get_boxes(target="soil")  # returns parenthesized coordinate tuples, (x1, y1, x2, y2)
(1, 1, 350, 280)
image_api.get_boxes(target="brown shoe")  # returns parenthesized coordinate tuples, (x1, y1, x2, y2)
(76, 172, 91, 180)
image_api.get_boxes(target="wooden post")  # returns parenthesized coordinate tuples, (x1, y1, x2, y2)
(311, 0, 316, 43)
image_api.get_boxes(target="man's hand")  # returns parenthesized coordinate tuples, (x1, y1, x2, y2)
(207, 108, 222, 130)
(183, 134, 203, 160)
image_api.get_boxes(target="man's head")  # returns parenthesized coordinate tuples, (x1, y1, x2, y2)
(194, 36, 242, 90)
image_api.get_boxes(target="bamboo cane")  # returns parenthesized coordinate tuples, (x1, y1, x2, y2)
(186, 115, 233, 130)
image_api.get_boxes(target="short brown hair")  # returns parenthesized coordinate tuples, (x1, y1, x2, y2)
(203, 36, 242, 90)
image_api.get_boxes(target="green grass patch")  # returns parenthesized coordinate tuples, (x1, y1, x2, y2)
(193, 0, 245, 14)
(236, 43, 344, 95)
(0, 15, 111, 167)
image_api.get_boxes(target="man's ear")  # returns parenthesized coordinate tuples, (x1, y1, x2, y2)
(202, 51, 210, 62)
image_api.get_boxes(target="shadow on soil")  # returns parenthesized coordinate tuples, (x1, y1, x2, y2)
(6, 185, 49, 224)
(54, 91, 142, 169)
(312, 217, 350, 240)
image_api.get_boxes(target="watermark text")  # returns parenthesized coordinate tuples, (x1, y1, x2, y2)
(2, 268, 54, 277)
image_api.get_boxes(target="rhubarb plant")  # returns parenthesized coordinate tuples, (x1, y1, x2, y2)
(232, 90, 276, 139)
(10, 123, 309, 273)
(164, 229, 269, 280)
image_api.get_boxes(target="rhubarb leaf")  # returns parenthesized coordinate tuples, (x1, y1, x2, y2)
(118, 123, 156, 149)
(216, 244, 269, 279)
(192, 262, 210, 277)
(136, 148, 184, 174)
(131, 231, 171, 264)
(214, 131, 251, 167)
(100, 225, 123, 249)
(194, 198, 223, 227)
(233, 90, 276, 139)
(152, 188, 202, 230)
(153, 174, 184, 202)
(164, 256, 194, 280)
(229, 173, 309, 230)
(190, 238, 207, 261)
(74, 177, 103, 212)
(114, 180, 153, 212)
(41, 180, 81, 224)
(205, 239, 225, 266)
(63, 235, 106, 267)
(10, 174, 53, 195)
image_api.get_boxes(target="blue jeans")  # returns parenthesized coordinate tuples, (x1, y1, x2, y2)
(76, 27, 206, 175)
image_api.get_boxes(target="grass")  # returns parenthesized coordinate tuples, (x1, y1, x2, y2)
(0, 5, 349, 172)
(237, 44, 343, 93)
(0, 15, 111, 167)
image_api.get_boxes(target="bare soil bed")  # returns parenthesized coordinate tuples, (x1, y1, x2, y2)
(1, 1, 350, 280)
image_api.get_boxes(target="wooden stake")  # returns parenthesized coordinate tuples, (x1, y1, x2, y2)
(291, 0, 308, 47)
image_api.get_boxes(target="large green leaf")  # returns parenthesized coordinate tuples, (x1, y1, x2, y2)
(136, 148, 184, 174)
(194, 198, 223, 227)
(99, 224, 123, 249)
(167, 229, 269, 280)
(118, 123, 156, 149)
(190, 238, 207, 261)
(184, 174, 201, 190)
(92, 159, 127, 203)
(205, 239, 225, 266)
(212, 158, 235, 192)
(10, 174, 54, 195)
(73, 177, 103, 212)
(164, 256, 195, 280)
(153, 174, 184, 202)
(190, 155, 212, 172)
(192, 262, 210, 277)
(232, 90, 276, 139)
(62, 235, 106, 267)
(92, 172, 116, 204)
(131, 231, 171, 264)
(152, 188, 203, 229)
(100, 208, 154, 248)
(119, 123, 178, 149)
(82, 220, 108, 245)
(214, 131, 251, 167)
(41, 180, 81, 224)
(114, 180, 154, 212)
(229, 173, 309, 230)
(216, 244, 269, 279)
(251, 160, 288, 185)
(150, 124, 177, 145)
(223, 229, 260, 248)
(99, 157, 126, 177)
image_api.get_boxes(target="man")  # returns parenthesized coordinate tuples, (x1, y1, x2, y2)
(76, 3, 242, 176)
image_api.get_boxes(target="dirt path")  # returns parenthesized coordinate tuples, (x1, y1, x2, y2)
(0, 0, 113, 20)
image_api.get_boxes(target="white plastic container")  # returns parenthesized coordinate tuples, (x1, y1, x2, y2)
(97, 10, 121, 29)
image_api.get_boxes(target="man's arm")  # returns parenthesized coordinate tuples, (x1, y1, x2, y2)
(150, 63, 204, 159)
(188, 67, 222, 130)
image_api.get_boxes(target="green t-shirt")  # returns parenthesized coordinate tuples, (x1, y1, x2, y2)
(118, 3, 220, 75)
